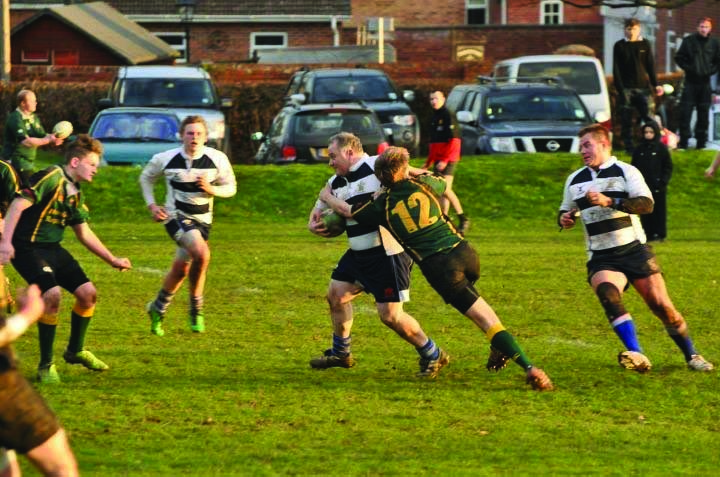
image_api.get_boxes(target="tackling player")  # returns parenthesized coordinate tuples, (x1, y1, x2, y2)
(319, 146, 553, 390)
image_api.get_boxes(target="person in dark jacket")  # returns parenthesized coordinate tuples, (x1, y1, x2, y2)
(631, 120, 673, 241)
(674, 17, 720, 149)
(613, 18, 664, 153)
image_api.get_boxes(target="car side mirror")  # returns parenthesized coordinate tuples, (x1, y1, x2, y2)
(403, 90, 415, 102)
(251, 132, 264, 141)
(593, 111, 610, 123)
(456, 110, 475, 124)
(221, 98, 233, 108)
(98, 98, 112, 109)
(289, 93, 306, 104)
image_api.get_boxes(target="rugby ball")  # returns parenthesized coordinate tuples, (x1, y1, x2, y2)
(52, 121, 73, 139)
(320, 207, 346, 238)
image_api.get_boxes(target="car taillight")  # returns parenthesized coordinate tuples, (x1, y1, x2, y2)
(377, 142, 389, 154)
(282, 145, 297, 161)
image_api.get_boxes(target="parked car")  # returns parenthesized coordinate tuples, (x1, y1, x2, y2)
(446, 79, 594, 154)
(252, 103, 388, 164)
(97, 66, 233, 156)
(493, 54, 612, 131)
(89, 107, 182, 165)
(284, 67, 419, 156)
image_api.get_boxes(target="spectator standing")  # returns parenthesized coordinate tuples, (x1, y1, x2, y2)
(631, 121, 673, 241)
(1, 90, 63, 187)
(612, 18, 664, 154)
(424, 91, 469, 234)
(674, 17, 720, 150)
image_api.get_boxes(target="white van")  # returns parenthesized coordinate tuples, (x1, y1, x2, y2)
(493, 55, 612, 128)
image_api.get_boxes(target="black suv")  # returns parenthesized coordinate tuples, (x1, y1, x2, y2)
(284, 68, 419, 156)
(252, 103, 388, 164)
(446, 78, 594, 154)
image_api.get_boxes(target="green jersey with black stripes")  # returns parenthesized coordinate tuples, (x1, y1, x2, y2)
(352, 174, 462, 262)
(13, 165, 89, 245)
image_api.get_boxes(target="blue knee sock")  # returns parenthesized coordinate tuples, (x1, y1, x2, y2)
(332, 334, 351, 357)
(666, 327, 697, 361)
(416, 338, 439, 360)
(611, 314, 642, 352)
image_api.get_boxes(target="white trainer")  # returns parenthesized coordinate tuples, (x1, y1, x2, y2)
(618, 351, 652, 373)
(687, 354, 714, 371)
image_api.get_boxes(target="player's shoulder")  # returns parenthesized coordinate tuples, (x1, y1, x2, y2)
(150, 146, 183, 163)
(202, 146, 230, 163)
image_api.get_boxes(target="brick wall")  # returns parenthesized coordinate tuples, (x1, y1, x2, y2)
(349, 0, 602, 27)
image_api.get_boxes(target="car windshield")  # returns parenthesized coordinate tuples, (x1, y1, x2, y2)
(483, 91, 589, 122)
(93, 113, 179, 141)
(516, 62, 601, 95)
(313, 76, 398, 102)
(119, 78, 216, 107)
(293, 111, 380, 138)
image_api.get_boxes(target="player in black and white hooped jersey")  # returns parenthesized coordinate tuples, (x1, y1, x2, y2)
(140, 115, 236, 335)
(559, 123, 713, 373)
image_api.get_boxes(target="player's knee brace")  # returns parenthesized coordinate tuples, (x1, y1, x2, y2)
(595, 282, 627, 320)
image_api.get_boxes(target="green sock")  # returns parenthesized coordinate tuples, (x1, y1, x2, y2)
(38, 322, 57, 366)
(490, 330, 532, 370)
(67, 311, 91, 353)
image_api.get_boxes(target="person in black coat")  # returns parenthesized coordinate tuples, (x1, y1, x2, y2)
(631, 121, 673, 241)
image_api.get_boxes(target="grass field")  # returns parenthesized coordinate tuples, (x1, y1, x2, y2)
(12, 150, 720, 476)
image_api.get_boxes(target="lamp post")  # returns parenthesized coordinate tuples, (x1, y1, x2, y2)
(176, 0, 196, 64)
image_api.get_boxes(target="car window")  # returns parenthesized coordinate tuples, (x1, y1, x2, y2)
(483, 91, 589, 122)
(93, 113, 179, 141)
(445, 89, 465, 113)
(494, 65, 511, 78)
(516, 62, 601, 95)
(294, 111, 380, 137)
(269, 110, 289, 140)
(313, 76, 397, 102)
(461, 91, 477, 112)
(119, 78, 217, 107)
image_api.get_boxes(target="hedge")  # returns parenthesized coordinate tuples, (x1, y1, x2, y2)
(0, 73, 683, 164)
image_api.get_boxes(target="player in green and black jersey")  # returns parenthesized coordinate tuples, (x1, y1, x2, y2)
(0, 134, 131, 384)
(320, 146, 553, 391)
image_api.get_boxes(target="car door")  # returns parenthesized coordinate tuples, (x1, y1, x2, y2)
(256, 109, 289, 163)
(457, 91, 482, 155)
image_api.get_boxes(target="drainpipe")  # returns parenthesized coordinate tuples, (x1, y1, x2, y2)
(332, 16, 339, 46)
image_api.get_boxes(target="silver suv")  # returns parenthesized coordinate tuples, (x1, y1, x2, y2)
(98, 66, 233, 155)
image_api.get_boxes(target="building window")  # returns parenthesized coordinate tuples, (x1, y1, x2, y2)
(250, 32, 288, 56)
(21, 49, 49, 64)
(155, 32, 187, 63)
(53, 51, 79, 66)
(541, 1, 563, 25)
(466, 0, 487, 25)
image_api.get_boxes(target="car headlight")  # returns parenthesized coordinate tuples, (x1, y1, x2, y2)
(489, 137, 516, 153)
(206, 119, 226, 140)
(391, 115, 415, 126)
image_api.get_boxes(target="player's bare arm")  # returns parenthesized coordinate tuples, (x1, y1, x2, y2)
(147, 203, 168, 222)
(0, 197, 33, 263)
(319, 185, 352, 218)
(71, 223, 132, 271)
(558, 208, 579, 229)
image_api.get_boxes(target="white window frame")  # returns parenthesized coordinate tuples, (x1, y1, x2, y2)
(154, 31, 187, 63)
(466, 0, 488, 26)
(250, 32, 288, 56)
(540, 0, 563, 25)
(21, 49, 49, 63)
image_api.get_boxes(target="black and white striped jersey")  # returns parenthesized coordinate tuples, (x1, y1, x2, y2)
(560, 156, 652, 258)
(140, 146, 236, 225)
(315, 154, 403, 254)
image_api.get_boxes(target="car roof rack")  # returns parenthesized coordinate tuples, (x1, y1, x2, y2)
(476, 75, 565, 87)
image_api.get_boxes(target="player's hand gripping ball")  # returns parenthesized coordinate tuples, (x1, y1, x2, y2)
(320, 207, 346, 238)
(52, 121, 73, 139)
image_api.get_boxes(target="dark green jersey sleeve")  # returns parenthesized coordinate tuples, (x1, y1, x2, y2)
(0, 161, 19, 217)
